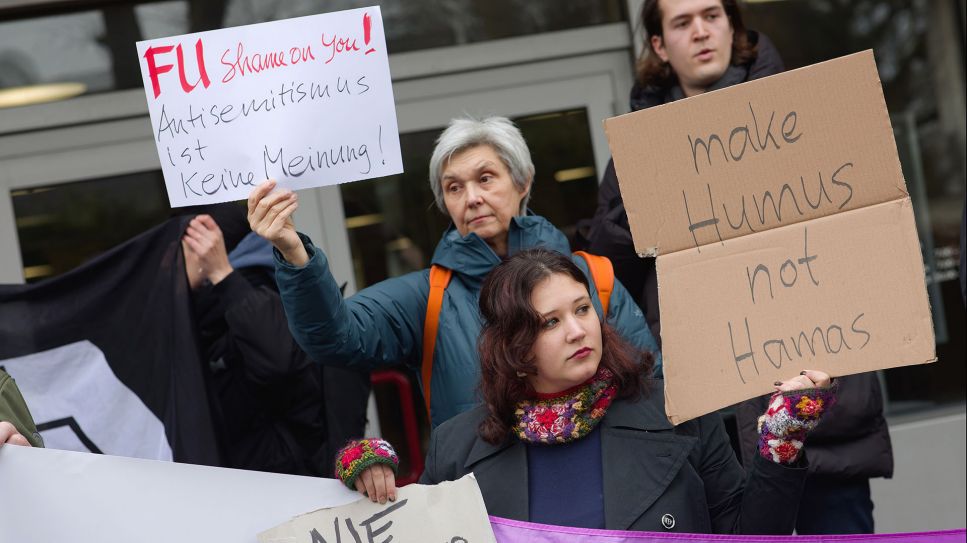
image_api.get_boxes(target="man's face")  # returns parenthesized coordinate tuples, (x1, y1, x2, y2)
(651, 0, 734, 97)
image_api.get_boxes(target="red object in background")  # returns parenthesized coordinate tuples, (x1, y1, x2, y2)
(370, 369, 423, 485)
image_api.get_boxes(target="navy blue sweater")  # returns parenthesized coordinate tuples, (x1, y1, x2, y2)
(526, 427, 605, 528)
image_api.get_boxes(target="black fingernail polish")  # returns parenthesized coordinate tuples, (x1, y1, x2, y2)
(800, 371, 807, 375)
(774, 381, 783, 386)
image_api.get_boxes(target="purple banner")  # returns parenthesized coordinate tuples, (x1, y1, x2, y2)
(490, 516, 966, 543)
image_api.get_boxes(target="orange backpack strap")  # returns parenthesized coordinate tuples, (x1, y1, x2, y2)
(421, 264, 453, 419)
(573, 251, 615, 316)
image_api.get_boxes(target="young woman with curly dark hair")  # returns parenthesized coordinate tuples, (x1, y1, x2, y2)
(338, 249, 836, 534)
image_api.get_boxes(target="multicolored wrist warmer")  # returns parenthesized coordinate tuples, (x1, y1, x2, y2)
(334, 438, 399, 490)
(757, 386, 836, 465)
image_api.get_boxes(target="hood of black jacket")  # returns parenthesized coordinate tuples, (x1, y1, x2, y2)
(629, 30, 785, 112)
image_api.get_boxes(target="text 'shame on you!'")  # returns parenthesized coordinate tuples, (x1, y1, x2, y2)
(136, 7, 403, 208)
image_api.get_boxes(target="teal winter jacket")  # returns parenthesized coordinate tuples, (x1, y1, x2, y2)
(276, 214, 661, 427)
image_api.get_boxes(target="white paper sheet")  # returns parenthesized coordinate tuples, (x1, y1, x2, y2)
(135, 6, 403, 207)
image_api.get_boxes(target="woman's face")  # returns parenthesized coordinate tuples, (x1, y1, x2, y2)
(440, 145, 530, 257)
(527, 273, 603, 394)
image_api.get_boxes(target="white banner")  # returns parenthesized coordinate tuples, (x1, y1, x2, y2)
(136, 6, 403, 207)
(0, 445, 357, 542)
(0, 446, 495, 543)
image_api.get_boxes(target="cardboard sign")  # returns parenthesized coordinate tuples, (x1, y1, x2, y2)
(258, 474, 496, 543)
(136, 7, 403, 208)
(605, 51, 935, 424)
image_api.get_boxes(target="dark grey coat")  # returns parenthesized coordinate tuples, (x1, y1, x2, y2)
(419, 380, 806, 533)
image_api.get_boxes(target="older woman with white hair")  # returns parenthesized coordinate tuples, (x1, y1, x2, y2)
(247, 116, 660, 430)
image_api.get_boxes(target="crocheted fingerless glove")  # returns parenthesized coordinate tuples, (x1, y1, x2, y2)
(334, 438, 399, 490)
(757, 387, 836, 465)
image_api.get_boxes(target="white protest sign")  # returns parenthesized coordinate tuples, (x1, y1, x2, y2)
(258, 474, 497, 543)
(136, 7, 403, 207)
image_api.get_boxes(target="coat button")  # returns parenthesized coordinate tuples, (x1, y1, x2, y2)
(661, 513, 675, 530)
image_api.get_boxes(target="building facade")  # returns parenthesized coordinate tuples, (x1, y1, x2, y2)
(1, 0, 964, 530)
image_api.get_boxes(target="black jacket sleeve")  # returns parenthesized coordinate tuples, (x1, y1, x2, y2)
(694, 413, 806, 534)
(737, 374, 893, 479)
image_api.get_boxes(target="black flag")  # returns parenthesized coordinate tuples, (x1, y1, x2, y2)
(0, 216, 219, 465)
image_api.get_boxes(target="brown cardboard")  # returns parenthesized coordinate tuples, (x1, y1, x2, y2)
(658, 199, 934, 424)
(605, 51, 936, 424)
(606, 51, 908, 256)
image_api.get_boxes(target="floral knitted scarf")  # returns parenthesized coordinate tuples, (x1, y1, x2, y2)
(513, 367, 617, 444)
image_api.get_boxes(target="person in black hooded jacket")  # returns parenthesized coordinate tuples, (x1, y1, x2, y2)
(585, 0, 892, 534)
(182, 206, 370, 476)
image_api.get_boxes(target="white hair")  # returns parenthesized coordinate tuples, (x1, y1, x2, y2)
(428, 116, 535, 214)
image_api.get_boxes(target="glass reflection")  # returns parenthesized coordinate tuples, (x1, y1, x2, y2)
(0, 0, 624, 95)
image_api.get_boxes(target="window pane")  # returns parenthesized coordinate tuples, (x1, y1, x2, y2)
(12, 171, 171, 282)
(0, 0, 625, 97)
(0, 10, 115, 93)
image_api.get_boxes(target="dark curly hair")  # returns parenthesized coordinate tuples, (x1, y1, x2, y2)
(476, 248, 654, 444)
(636, 0, 757, 90)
